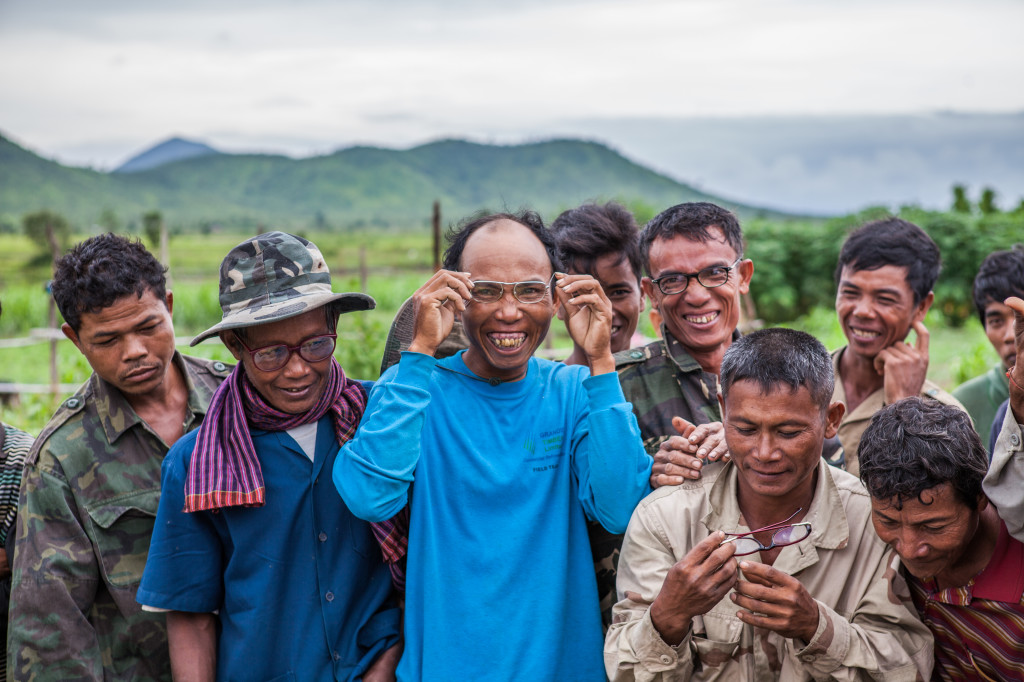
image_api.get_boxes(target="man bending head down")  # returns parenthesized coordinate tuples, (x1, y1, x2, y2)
(860, 398, 1024, 681)
(606, 327, 933, 681)
(335, 211, 653, 680)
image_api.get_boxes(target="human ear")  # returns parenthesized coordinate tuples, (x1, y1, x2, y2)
(823, 401, 846, 438)
(220, 332, 244, 361)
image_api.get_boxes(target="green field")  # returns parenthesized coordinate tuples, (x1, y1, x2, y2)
(0, 227, 1003, 434)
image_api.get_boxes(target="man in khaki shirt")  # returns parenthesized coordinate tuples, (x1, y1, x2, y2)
(830, 217, 962, 475)
(606, 328, 933, 681)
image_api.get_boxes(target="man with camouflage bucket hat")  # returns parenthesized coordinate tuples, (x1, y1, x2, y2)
(8, 233, 231, 681)
(138, 231, 402, 682)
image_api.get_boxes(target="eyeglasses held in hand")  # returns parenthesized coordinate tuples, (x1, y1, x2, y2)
(469, 275, 554, 304)
(650, 258, 742, 296)
(720, 508, 812, 557)
(234, 332, 337, 372)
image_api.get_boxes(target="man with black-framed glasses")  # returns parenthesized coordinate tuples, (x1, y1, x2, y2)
(137, 232, 402, 682)
(606, 328, 933, 681)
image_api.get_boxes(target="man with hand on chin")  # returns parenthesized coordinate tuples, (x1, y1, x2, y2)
(605, 328, 932, 681)
(335, 210, 653, 680)
(831, 217, 964, 475)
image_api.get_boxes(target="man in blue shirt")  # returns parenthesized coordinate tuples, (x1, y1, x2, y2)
(138, 232, 401, 681)
(335, 211, 653, 680)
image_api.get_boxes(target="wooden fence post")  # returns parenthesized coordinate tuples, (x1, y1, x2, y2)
(45, 222, 61, 397)
(432, 201, 441, 272)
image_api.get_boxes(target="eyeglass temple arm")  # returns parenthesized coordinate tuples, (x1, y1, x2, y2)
(721, 508, 804, 537)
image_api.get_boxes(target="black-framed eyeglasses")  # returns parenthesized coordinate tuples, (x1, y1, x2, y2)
(469, 274, 555, 304)
(234, 332, 337, 372)
(720, 508, 812, 557)
(650, 257, 742, 296)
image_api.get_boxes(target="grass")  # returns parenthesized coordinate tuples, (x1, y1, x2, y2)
(0, 228, 1002, 433)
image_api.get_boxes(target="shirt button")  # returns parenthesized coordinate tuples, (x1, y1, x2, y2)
(333, 651, 341, 661)
(325, 591, 335, 602)
(319, 532, 327, 542)
(659, 654, 672, 664)
(1011, 433, 1021, 448)
(213, 361, 227, 372)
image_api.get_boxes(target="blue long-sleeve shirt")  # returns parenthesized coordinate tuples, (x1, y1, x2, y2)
(335, 350, 652, 681)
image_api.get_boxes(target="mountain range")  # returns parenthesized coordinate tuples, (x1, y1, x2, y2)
(0, 132, 793, 232)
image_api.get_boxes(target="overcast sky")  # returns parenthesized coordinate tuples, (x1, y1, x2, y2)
(1, 0, 1021, 211)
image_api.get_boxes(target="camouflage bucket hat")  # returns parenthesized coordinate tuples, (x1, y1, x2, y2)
(190, 231, 375, 345)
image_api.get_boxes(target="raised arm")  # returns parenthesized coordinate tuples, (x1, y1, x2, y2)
(570, 369, 653, 533)
(984, 295, 1024, 540)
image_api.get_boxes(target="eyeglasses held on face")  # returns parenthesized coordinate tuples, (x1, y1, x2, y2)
(234, 332, 337, 372)
(720, 508, 812, 557)
(650, 257, 742, 296)
(469, 275, 554, 304)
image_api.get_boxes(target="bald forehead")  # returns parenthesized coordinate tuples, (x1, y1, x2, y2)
(464, 220, 549, 261)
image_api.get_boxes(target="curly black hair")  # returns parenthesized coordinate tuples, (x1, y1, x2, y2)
(52, 233, 168, 331)
(859, 398, 987, 510)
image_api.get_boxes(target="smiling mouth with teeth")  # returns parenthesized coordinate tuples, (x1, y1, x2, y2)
(489, 333, 526, 349)
(686, 312, 719, 324)
(849, 328, 882, 340)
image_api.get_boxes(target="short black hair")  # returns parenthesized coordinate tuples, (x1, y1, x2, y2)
(638, 202, 742, 277)
(442, 209, 563, 273)
(972, 246, 1024, 325)
(859, 398, 987, 510)
(550, 202, 641, 281)
(720, 327, 834, 410)
(834, 218, 940, 305)
(52, 233, 168, 331)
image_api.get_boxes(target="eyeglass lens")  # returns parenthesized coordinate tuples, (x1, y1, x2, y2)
(252, 335, 336, 371)
(656, 259, 739, 295)
(470, 280, 550, 303)
(729, 523, 811, 557)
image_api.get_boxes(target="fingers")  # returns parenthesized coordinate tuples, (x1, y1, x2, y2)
(1006, 296, 1024, 316)
(651, 450, 703, 486)
(688, 530, 730, 564)
(911, 320, 929, 354)
(672, 415, 697, 438)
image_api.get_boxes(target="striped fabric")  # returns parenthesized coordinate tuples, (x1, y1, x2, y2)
(183, 361, 408, 585)
(0, 423, 32, 547)
(907, 522, 1024, 682)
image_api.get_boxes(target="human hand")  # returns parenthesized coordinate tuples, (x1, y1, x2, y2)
(731, 560, 820, 642)
(649, 531, 738, 645)
(875, 320, 929, 405)
(407, 270, 473, 357)
(1005, 296, 1024, 423)
(651, 416, 729, 488)
(554, 273, 615, 375)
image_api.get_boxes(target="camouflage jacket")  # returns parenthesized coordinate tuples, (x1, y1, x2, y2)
(615, 329, 725, 456)
(8, 353, 230, 682)
(605, 460, 935, 681)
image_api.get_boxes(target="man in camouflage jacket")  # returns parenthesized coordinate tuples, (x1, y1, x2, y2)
(584, 203, 751, 627)
(8, 234, 230, 681)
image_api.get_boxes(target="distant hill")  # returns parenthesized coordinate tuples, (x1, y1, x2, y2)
(0, 132, 796, 231)
(114, 137, 221, 173)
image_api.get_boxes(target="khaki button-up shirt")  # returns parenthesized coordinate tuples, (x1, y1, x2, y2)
(605, 460, 934, 681)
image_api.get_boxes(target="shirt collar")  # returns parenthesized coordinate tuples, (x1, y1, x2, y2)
(663, 326, 741, 374)
(95, 351, 195, 444)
